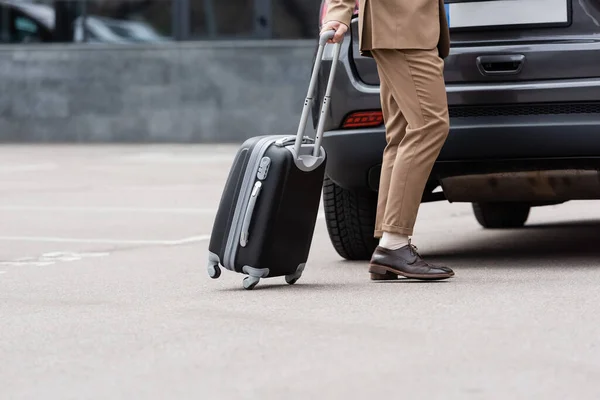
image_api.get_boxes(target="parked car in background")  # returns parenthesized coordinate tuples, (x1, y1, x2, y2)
(73, 16, 170, 44)
(0, 0, 170, 44)
(0, 0, 54, 43)
(315, 0, 600, 260)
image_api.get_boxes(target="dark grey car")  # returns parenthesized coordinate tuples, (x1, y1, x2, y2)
(314, 0, 600, 260)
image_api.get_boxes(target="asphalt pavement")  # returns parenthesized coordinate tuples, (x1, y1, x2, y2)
(1, 145, 600, 399)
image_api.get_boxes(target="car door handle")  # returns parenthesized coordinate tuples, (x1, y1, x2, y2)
(476, 55, 525, 76)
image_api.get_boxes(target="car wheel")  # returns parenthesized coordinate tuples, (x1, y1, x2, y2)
(472, 202, 530, 229)
(322, 176, 379, 261)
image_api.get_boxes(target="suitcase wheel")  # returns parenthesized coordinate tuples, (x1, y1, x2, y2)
(207, 252, 222, 279)
(243, 276, 261, 290)
(285, 263, 306, 286)
(207, 263, 221, 279)
(285, 274, 300, 285)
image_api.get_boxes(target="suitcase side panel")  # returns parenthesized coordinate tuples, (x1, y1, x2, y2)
(233, 145, 326, 277)
(208, 136, 271, 270)
(233, 145, 293, 275)
(222, 136, 284, 272)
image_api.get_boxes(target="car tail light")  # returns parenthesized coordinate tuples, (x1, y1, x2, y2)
(319, 0, 360, 28)
(342, 111, 384, 129)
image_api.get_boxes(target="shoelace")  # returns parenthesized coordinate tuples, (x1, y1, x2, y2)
(408, 239, 421, 258)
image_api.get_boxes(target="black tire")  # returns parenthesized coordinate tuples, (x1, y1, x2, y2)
(322, 176, 379, 261)
(472, 202, 530, 229)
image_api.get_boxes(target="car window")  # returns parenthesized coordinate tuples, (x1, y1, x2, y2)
(12, 15, 43, 43)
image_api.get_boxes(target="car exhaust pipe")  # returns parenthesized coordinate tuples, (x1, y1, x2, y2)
(439, 169, 600, 203)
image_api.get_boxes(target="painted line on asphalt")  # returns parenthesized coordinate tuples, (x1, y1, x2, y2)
(0, 206, 218, 214)
(0, 163, 57, 173)
(0, 206, 327, 220)
(0, 219, 329, 246)
(171, 235, 213, 245)
(0, 235, 212, 245)
(0, 251, 111, 267)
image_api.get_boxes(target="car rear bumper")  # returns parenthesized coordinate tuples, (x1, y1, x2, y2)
(322, 113, 600, 192)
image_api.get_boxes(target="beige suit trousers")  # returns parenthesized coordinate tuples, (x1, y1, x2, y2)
(372, 48, 450, 238)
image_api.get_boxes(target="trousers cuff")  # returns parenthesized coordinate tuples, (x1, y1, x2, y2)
(380, 224, 413, 236)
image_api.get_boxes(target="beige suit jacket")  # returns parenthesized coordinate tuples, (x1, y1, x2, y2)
(323, 0, 450, 59)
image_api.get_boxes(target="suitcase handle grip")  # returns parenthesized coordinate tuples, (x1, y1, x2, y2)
(319, 30, 336, 46)
(239, 181, 262, 247)
(293, 31, 343, 158)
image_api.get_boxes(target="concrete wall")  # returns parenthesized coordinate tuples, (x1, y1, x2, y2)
(0, 40, 317, 143)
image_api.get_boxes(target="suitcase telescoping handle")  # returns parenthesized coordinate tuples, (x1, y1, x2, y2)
(238, 33, 341, 250)
(293, 30, 343, 158)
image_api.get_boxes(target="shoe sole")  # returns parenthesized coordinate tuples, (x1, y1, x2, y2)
(369, 263, 454, 281)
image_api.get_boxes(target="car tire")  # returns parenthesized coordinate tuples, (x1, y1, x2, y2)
(472, 202, 530, 229)
(322, 176, 379, 261)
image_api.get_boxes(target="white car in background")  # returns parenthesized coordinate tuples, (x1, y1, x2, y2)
(73, 16, 170, 44)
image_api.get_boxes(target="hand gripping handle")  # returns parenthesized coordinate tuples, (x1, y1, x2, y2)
(293, 30, 343, 157)
(319, 29, 336, 46)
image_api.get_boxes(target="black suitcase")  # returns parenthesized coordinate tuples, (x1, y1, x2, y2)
(206, 31, 342, 290)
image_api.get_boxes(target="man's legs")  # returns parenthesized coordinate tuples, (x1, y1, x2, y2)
(374, 65, 409, 250)
(369, 47, 453, 280)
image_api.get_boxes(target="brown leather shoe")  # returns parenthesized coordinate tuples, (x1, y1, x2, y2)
(369, 242, 454, 281)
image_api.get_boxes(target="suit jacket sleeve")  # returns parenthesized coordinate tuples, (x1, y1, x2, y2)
(323, 0, 355, 27)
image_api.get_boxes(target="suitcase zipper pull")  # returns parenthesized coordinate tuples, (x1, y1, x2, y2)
(240, 181, 262, 247)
